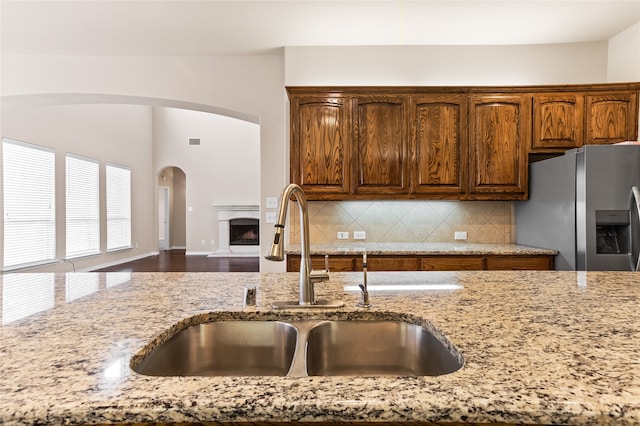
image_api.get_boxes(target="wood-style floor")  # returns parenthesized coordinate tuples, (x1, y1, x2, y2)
(92, 249, 260, 272)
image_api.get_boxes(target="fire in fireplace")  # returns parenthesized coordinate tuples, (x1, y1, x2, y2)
(229, 218, 259, 246)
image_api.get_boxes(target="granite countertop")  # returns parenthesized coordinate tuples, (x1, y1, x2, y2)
(1, 270, 638, 425)
(285, 242, 558, 256)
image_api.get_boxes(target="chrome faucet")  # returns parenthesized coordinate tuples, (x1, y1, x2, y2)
(266, 183, 343, 308)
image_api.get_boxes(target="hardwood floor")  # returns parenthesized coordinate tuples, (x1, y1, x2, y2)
(92, 249, 260, 272)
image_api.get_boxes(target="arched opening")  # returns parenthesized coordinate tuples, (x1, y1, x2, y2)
(157, 166, 186, 252)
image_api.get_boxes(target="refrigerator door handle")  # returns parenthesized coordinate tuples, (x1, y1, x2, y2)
(631, 186, 640, 272)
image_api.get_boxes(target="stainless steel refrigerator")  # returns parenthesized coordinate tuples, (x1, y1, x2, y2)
(516, 144, 640, 271)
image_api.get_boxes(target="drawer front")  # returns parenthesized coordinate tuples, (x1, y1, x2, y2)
(367, 256, 420, 271)
(287, 255, 357, 272)
(421, 256, 485, 271)
(486, 255, 553, 270)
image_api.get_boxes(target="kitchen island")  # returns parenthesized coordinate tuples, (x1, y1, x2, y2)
(1, 270, 638, 425)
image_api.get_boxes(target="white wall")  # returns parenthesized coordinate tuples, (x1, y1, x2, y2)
(153, 107, 260, 254)
(1, 103, 154, 272)
(608, 20, 640, 82)
(607, 20, 640, 137)
(284, 43, 609, 86)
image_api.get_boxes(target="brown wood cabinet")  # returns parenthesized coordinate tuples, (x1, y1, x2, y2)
(585, 91, 639, 145)
(469, 94, 530, 198)
(531, 89, 638, 153)
(287, 253, 554, 271)
(409, 95, 468, 195)
(352, 95, 408, 195)
(289, 95, 350, 196)
(532, 93, 585, 151)
(287, 83, 640, 201)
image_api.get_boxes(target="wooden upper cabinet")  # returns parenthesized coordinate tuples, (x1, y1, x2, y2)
(585, 92, 639, 145)
(352, 96, 408, 195)
(290, 96, 350, 196)
(532, 93, 584, 151)
(469, 95, 530, 198)
(409, 95, 468, 195)
(287, 84, 639, 201)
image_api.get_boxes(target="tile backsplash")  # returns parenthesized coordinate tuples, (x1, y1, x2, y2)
(290, 200, 515, 245)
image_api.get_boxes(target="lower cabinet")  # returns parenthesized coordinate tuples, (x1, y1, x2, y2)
(287, 254, 554, 272)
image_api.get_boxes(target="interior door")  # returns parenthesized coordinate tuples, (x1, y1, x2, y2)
(158, 186, 170, 250)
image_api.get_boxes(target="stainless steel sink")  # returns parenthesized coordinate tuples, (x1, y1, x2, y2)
(132, 318, 463, 377)
(305, 320, 463, 376)
(132, 321, 297, 376)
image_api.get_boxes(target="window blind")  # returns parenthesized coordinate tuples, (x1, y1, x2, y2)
(2, 139, 56, 269)
(106, 164, 131, 251)
(66, 154, 100, 258)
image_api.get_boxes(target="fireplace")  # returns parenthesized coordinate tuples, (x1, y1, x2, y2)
(210, 204, 260, 257)
(229, 218, 259, 246)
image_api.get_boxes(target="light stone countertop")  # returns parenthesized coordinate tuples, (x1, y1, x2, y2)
(285, 242, 558, 256)
(0, 270, 638, 425)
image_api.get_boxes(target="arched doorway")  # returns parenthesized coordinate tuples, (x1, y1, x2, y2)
(157, 167, 186, 252)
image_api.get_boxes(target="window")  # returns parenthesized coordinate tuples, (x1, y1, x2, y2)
(2, 138, 56, 270)
(106, 164, 131, 251)
(66, 154, 100, 258)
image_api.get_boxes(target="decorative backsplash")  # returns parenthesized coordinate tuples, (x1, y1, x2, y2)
(289, 200, 515, 245)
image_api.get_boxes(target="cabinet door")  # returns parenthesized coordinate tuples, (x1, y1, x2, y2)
(409, 95, 468, 195)
(585, 92, 639, 145)
(532, 93, 584, 151)
(352, 96, 408, 195)
(290, 97, 349, 197)
(469, 95, 530, 198)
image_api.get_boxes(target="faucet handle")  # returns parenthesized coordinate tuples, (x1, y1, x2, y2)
(309, 269, 330, 283)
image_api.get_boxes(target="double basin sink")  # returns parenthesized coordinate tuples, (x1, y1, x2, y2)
(132, 317, 464, 377)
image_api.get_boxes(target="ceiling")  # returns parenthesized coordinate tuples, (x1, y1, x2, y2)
(1, 0, 640, 56)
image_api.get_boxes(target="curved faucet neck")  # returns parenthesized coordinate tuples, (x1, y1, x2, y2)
(266, 184, 316, 304)
(279, 184, 311, 278)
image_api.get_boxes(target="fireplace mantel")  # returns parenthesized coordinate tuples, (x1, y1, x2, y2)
(210, 204, 260, 257)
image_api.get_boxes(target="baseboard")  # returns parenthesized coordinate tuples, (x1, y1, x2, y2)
(82, 252, 157, 272)
(169, 245, 186, 250)
(185, 251, 214, 256)
(207, 252, 260, 258)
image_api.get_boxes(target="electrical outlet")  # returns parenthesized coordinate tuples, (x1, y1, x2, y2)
(353, 231, 366, 240)
(211, 240, 215, 245)
(337, 231, 349, 240)
(266, 197, 278, 209)
(266, 212, 277, 224)
(201, 239, 205, 245)
(454, 231, 467, 240)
